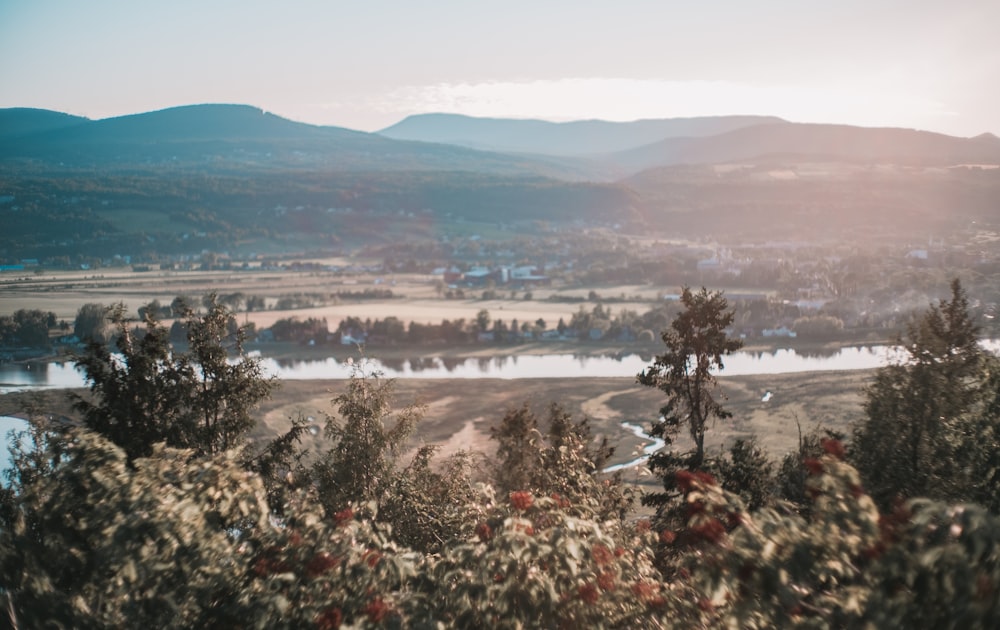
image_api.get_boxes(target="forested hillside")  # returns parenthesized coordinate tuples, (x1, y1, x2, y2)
(3, 105, 999, 263)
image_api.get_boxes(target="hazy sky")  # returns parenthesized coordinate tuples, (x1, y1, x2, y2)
(2, 0, 997, 136)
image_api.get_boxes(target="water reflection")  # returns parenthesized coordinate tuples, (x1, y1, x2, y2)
(0, 361, 88, 393)
(0, 343, 950, 391)
(260, 345, 899, 380)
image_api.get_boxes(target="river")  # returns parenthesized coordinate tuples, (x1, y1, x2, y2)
(0, 344, 902, 393)
(603, 422, 666, 473)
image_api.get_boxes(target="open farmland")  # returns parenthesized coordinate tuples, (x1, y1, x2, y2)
(0, 267, 657, 332)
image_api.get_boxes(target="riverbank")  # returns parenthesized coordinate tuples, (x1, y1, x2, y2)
(3, 369, 873, 474)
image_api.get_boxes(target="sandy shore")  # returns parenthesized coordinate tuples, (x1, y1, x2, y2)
(2, 367, 872, 473)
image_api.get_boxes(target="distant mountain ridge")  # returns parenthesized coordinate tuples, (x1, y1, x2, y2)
(609, 122, 1000, 172)
(3, 103, 999, 261)
(0, 108, 90, 140)
(0, 104, 603, 180)
(28, 104, 365, 142)
(378, 113, 786, 155)
(3, 105, 997, 178)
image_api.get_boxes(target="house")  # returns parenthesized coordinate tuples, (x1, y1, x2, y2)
(762, 326, 797, 338)
(463, 267, 493, 286)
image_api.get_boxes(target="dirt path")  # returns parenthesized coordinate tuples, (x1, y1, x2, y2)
(580, 390, 621, 422)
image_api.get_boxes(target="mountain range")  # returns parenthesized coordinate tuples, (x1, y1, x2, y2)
(2, 103, 999, 260)
(4, 104, 998, 178)
(377, 113, 787, 155)
(0, 104, 603, 180)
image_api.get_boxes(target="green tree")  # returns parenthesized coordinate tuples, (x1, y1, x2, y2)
(475, 308, 491, 334)
(851, 279, 993, 508)
(72, 297, 276, 461)
(245, 294, 266, 312)
(775, 426, 845, 515)
(489, 402, 630, 521)
(219, 292, 245, 312)
(0, 309, 55, 347)
(638, 286, 743, 471)
(137, 299, 169, 321)
(184, 296, 275, 454)
(73, 302, 110, 342)
(378, 447, 484, 554)
(490, 402, 544, 494)
(312, 371, 421, 515)
(637, 286, 743, 530)
(0, 429, 272, 628)
(717, 436, 774, 511)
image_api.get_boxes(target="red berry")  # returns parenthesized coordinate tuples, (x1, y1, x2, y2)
(363, 597, 389, 623)
(821, 438, 846, 460)
(510, 491, 534, 511)
(578, 583, 600, 604)
(334, 507, 354, 526)
(315, 606, 342, 630)
(475, 521, 493, 542)
(803, 458, 824, 476)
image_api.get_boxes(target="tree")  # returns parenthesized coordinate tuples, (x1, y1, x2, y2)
(489, 402, 630, 521)
(490, 403, 544, 494)
(137, 299, 169, 321)
(312, 370, 421, 515)
(245, 294, 266, 312)
(638, 286, 743, 472)
(184, 296, 275, 454)
(219, 292, 245, 312)
(72, 296, 276, 461)
(0, 429, 273, 628)
(73, 302, 110, 342)
(717, 437, 774, 511)
(170, 295, 192, 318)
(851, 279, 995, 508)
(475, 309, 491, 334)
(0, 309, 55, 348)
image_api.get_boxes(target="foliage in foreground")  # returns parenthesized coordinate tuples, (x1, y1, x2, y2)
(4, 425, 1000, 628)
(851, 278, 1000, 511)
(72, 298, 276, 461)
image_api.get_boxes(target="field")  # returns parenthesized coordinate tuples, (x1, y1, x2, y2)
(0, 267, 653, 329)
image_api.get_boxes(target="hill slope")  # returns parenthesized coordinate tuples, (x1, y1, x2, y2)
(378, 113, 785, 155)
(0, 104, 602, 180)
(608, 122, 1000, 172)
(0, 108, 90, 140)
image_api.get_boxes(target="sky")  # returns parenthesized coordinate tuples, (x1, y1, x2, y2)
(1, 0, 997, 137)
